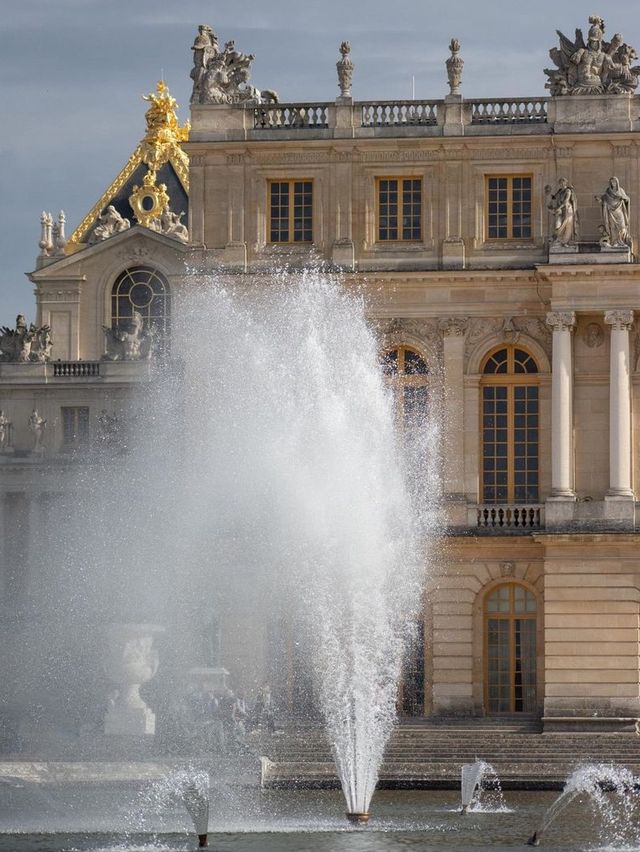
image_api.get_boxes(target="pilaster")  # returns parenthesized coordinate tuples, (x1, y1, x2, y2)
(545, 311, 576, 502)
(604, 309, 634, 501)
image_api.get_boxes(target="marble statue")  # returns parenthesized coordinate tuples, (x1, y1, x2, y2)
(0, 411, 11, 451)
(545, 16, 639, 95)
(0, 315, 53, 363)
(103, 311, 152, 361)
(149, 206, 189, 243)
(28, 409, 47, 452)
(90, 205, 130, 243)
(595, 177, 630, 247)
(190, 25, 278, 105)
(545, 178, 578, 245)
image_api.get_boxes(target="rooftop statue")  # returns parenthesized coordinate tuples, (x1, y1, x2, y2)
(89, 205, 130, 244)
(0, 315, 53, 363)
(545, 16, 640, 95)
(190, 25, 278, 105)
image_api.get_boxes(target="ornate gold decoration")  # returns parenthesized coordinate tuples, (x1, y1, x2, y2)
(128, 170, 170, 228)
(66, 81, 189, 251)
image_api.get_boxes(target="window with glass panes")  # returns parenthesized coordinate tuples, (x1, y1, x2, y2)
(268, 180, 313, 243)
(485, 584, 537, 714)
(377, 178, 422, 241)
(486, 175, 532, 239)
(380, 346, 429, 427)
(62, 407, 89, 448)
(481, 346, 539, 503)
(111, 267, 170, 353)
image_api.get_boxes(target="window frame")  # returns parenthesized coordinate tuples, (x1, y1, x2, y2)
(61, 406, 90, 449)
(376, 176, 423, 243)
(484, 583, 537, 714)
(381, 345, 430, 429)
(111, 266, 170, 353)
(485, 174, 533, 241)
(480, 345, 539, 504)
(267, 178, 314, 245)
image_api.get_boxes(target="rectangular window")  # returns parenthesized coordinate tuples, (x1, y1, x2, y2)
(377, 178, 422, 241)
(62, 406, 89, 448)
(486, 175, 532, 239)
(269, 180, 313, 243)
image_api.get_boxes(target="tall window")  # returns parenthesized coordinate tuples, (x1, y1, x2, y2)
(111, 267, 170, 352)
(269, 180, 313, 243)
(485, 584, 537, 714)
(381, 346, 429, 427)
(481, 346, 539, 503)
(62, 406, 89, 449)
(377, 178, 422, 241)
(486, 176, 532, 239)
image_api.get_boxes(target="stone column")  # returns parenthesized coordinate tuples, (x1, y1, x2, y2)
(439, 317, 467, 512)
(604, 310, 634, 499)
(546, 311, 576, 499)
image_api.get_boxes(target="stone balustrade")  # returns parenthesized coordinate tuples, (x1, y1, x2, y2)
(474, 504, 544, 531)
(253, 103, 330, 130)
(52, 361, 101, 378)
(360, 100, 438, 127)
(468, 98, 548, 125)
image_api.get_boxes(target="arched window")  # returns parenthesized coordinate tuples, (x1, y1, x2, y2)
(381, 346, 430, 427)
(481, 345, 539, 503)
(485, 583, 537, 714)
(111, 267, 170, 352)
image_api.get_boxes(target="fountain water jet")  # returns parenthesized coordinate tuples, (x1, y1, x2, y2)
(33, 267, 441, 821)
(527, 763, 640, 847)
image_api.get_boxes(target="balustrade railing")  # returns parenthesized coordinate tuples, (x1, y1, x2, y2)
(476, 504, 543, 530)
(469, 99, 548, 125)
(254, 103, 330, 129)
(52, 361, 101, 378)
(361, 100, 438, 127)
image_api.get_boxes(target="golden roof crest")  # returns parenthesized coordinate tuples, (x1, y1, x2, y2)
(66, 80, 190, 252)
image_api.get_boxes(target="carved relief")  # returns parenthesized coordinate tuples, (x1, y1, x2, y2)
(372, 318, 442, 359)
(464, 316, 551, 366)
(438, 317, 468, 337)
(583, 322, 604, 348)
(500, 561, 516, 578)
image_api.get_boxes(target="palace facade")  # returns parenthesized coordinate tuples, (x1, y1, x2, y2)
(2, 17, 640, 747)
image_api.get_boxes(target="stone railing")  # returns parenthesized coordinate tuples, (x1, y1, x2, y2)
(475, 504, 544, 531)
(52, 361, 101, 378)
(360, 100, 438, 127)
(254, 103, 330, 129)
(468, 98, 548, 125)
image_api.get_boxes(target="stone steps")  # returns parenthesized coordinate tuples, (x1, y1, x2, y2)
(259, 721, 640, 788)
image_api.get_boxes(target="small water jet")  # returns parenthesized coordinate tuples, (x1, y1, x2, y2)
(460, 761, 504, 814)
(526, 763, 640, 847)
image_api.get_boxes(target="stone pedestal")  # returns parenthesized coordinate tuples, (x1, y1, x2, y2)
(549, 93, 634, 133)
(331, 239, 355, 270)
(103, 623, 164, 736)
(441, 238, 465, 269)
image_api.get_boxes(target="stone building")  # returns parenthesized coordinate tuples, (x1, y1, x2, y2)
(2, 16, 640, 745)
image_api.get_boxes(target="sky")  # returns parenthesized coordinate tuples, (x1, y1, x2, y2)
(2, 0, 639, 321)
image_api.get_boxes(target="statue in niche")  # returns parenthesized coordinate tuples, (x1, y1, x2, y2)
(28, 409, 47, 452)
(545, 16, 640, 96)
(190, 25, 278, 105)
(545, 178, 578, 246)
(103, 311, 152, 361)
(0, 315, 53, 363)
(89, 206, 130, 244)
(595, 177, 630, 247)
(0, 411, 11, 451)
(584, 322, 604, 348)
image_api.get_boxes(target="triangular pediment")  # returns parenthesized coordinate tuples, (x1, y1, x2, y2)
(30, 225, 190, 281)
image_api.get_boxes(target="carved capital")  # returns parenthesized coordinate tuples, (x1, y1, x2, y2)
(438, 316, 468, 337)
(604, 310, 634, 331)
(546, 311, 576, 333)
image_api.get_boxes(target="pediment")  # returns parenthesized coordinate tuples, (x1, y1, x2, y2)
(30, 226, 189, 281)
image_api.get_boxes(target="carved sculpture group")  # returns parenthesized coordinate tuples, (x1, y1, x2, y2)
(190, 24, 278, 105)
(545, 16, 639, 95)
(103, 310, 153, 361)
(546, 177, 631, 249)
(0, 315, 53, 363)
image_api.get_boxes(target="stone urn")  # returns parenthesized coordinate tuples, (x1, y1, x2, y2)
(103, 623, 164, 736)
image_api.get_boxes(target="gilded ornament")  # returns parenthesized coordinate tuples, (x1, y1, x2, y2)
(129, 171, 170, 228)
